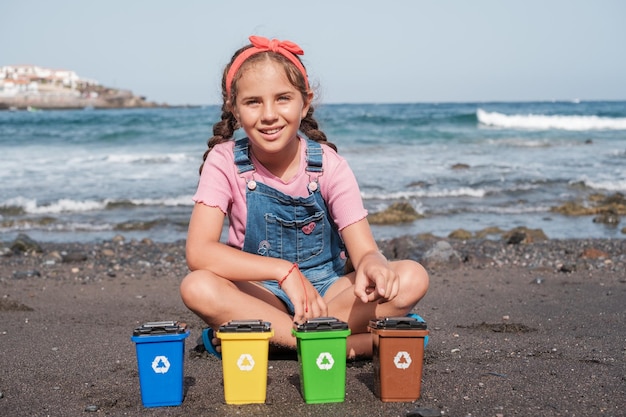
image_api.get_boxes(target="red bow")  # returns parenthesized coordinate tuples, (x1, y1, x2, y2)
(249, 35, 304, 56)
(226, 35, 309, 96)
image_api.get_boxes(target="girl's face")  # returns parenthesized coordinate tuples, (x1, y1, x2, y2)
(232, 59, 311, 159)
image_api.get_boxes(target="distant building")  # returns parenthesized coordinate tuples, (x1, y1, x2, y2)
(0, 65, 100, 98)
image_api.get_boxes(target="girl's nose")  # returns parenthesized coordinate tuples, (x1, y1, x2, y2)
(261, 102, 277, 122)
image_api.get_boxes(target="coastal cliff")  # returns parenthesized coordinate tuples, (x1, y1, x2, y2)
(0, 85, 164, 110)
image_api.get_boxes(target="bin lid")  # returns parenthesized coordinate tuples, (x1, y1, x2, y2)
(218, 319, 272, 333)
(294, 316, 349, 332)
(132, 320, 188, 336)
(369, 316, 427, 330)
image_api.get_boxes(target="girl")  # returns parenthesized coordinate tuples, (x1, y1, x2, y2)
(180, 36, 429, 359)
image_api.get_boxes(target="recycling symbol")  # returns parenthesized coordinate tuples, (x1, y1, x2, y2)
(237, 353, 255, 371)
(151, 355, 170, 374)
(316, 352, 334, 370)
(393, 351, 412, 370)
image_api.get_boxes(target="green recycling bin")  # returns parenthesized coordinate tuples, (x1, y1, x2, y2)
(292, 317, 351, 404)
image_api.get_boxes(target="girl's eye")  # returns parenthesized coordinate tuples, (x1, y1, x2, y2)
(278, 95, 290, 102)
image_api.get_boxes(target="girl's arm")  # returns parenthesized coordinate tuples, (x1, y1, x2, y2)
(186, 203, 290, 280)
(185, 203, 327, 321)
(340, 218, 400, 303)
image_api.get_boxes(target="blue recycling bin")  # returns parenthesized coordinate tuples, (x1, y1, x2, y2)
(131, 321, 190, 407)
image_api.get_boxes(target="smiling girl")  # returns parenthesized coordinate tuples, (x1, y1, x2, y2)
(180, 36, 429, 359)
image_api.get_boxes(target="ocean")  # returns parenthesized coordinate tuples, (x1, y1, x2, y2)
(1, 101, 625, 243)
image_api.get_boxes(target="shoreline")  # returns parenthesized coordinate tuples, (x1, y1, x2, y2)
(2, 206, 625, 245)
(2, 190, 624, 245)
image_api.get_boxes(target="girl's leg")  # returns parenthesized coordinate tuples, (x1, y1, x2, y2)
(324, 259, 429, 358)
(180, 269, 297, 349)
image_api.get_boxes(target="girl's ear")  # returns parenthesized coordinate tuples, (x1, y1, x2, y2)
(227, 100, 239, 122)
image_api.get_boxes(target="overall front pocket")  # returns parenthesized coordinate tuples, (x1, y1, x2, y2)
(264, 211, 325, 263)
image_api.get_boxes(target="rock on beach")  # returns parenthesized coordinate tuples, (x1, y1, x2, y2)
(3, 232, 625, 281)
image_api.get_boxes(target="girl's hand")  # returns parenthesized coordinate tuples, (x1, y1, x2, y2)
(339, 220, 400, 305)
(354, 257, 400, 304)
(280, 266, 327, 323)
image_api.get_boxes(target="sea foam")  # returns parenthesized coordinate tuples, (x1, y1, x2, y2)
(580, 179, 626, 192)
(1, 195, 193, 215)
(477, 109, 626, 131)
(105, 153, 190, 164)
(362, 187, 487, 200)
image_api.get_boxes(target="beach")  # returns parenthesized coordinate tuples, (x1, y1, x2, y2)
(2, 101, 625, 415)
(1, 235, 624, 416)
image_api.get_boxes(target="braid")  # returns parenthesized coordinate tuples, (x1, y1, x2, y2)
(198, 45, 250, 175)
(199, 105, 238, 174)
(300, 106, 337, 152)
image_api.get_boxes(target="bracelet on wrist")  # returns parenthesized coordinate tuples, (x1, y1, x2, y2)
(278, 262, 299, 288)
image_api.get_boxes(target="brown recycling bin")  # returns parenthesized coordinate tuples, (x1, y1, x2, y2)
(368, 316, 429, 402)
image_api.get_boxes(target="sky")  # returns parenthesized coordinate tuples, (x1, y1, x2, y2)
(2, 0, 625, 106)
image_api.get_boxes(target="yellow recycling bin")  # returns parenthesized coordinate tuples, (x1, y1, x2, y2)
(217, 320, 274, 404)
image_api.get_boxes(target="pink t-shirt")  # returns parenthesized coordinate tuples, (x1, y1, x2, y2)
(193, 137, 368, 249)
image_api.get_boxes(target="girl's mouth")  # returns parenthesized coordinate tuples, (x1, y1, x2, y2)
(260, 127, 282, 135)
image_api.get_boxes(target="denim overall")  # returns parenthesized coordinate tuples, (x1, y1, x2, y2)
(234, 137, 347, 314)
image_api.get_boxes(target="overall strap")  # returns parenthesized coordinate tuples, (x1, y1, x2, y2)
(305, 139, 323, 174)
(234, 138, 255, 174)
(305, 139, 323, 192)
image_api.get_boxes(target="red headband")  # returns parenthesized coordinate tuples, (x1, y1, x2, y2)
(225, 35, 309, 97)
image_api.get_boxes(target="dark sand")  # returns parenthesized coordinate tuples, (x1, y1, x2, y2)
(1, 238, 625, 416)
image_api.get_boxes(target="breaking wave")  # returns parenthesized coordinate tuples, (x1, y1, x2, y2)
(362, 187, 488, 200)
(477, 109, 626, 131)
(1, 196, 193, 215)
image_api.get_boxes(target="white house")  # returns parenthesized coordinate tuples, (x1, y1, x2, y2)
(0, 65, 99, 97)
